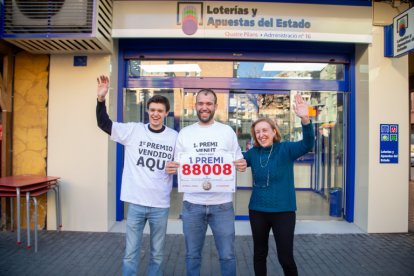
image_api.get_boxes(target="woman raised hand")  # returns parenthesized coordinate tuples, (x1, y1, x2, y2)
(293, 93, 310, 124)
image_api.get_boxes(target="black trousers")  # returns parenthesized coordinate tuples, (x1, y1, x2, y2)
(249, 210, 298, 276)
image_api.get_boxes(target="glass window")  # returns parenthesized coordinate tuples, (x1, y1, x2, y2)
(128, 60, 344, 80)
(124, 59, 347, 221)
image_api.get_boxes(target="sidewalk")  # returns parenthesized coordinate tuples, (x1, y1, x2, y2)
(1, 231, 413, 275)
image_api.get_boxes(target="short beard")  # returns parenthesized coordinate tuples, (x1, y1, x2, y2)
(197, 110, 215, 124)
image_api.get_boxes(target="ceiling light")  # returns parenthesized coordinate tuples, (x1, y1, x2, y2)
(263, 63, 327, 72)
(139, 64, 201, 73)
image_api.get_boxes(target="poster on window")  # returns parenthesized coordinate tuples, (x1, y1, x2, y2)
(178, 152, 236, 192)
(380, 124, 399, 164)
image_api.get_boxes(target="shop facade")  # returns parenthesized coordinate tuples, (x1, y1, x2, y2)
(1, 0, 410, 233)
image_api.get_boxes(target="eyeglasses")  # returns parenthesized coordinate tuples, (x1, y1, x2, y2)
(253, 169, 270, 188)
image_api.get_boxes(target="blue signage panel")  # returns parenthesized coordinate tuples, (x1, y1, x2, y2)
(393, 6, 414, 57)
(380, 124, 399, 164)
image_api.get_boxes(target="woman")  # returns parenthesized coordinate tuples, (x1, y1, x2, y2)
(243, 94, 314, 276)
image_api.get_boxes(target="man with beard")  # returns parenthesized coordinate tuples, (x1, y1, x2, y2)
(166, 89, 247, 276)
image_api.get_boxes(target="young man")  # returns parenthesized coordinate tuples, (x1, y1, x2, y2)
(166, 89, 247, 276)
(96, 75, 178, 276)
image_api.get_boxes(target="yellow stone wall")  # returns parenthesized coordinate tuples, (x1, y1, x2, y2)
(13, 52, 49, 230)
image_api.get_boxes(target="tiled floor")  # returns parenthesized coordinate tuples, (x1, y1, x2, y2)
(1, 231, 413, 276)
(109, 219, 364, 235)
(116, 189, 348, 235)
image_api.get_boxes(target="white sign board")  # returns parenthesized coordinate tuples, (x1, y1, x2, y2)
(393, 6, 414, 57)
(113, 1, 372, 43)
(178, 152, 236, 193)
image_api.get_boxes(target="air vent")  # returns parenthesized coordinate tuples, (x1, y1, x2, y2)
(1, 0, 113, 54)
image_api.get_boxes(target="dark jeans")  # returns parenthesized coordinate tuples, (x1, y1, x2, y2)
(249, 210, 298, 276)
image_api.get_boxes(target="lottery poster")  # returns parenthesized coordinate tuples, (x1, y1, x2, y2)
(177, 152, 236, 192)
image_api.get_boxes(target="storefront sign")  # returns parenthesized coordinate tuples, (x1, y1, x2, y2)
(113, 1, 372, 43)
(380, 124, 399, 164)
(178, 152, 236, 192)
(393, 6, 414, 57)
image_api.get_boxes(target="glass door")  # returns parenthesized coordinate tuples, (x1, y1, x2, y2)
(122, 59, 348, 221)
(227, 90, 346, 220)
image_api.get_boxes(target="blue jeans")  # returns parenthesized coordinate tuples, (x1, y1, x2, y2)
(122, 203, 169, 276)
(182, 201, 236, 276)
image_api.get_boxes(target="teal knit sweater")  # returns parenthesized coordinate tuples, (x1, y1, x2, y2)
(243, 122, 314, 212)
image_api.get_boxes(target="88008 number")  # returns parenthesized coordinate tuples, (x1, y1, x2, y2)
(181, 163, 232, 176)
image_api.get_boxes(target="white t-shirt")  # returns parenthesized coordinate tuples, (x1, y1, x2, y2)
(175, 121, 243, 205)
(111, 122, 178, 208)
